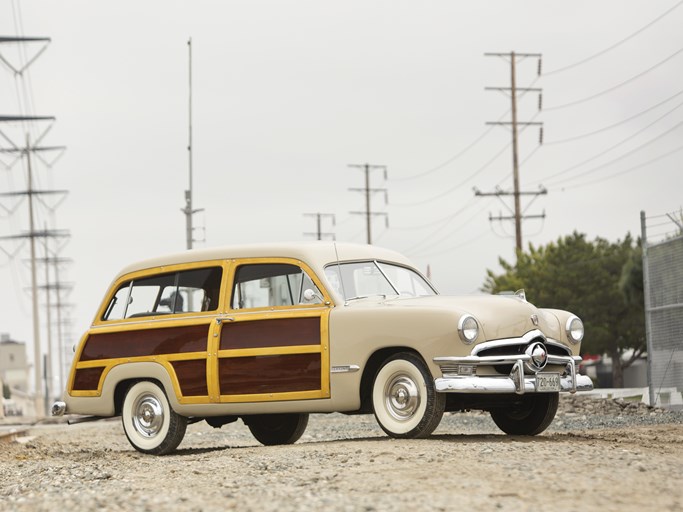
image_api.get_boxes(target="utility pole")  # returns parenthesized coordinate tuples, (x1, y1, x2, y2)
(478, 52, 546, 256)
(303, 213, 336, 240)
(348, 163, 388, 244)
(182, 38, 203, 250)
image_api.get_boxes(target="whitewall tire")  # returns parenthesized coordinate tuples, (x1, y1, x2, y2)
(372, 352, 445, 438)
(121, 381, 187, 455)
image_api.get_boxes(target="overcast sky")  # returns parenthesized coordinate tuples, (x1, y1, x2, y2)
(1, 1, 682, 392)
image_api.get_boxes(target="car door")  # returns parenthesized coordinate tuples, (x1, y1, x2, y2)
(212, 258, 332, 404)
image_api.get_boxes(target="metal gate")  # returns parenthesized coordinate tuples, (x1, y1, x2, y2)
(641, 210, 683, 410)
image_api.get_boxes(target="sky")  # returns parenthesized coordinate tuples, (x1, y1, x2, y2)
(1, 0, 682, 393)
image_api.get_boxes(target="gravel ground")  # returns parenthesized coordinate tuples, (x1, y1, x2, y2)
(1, 395, 682, 511)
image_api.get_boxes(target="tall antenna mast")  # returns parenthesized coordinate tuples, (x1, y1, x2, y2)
(182, 38, 203, 249)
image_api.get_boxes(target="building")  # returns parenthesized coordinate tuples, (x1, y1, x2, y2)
(0, 333, 29, 394)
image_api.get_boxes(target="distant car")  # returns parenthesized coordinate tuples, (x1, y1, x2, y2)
(53, 242, 593, 454)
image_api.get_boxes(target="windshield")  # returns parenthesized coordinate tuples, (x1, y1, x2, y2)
(324, 261, 437, 301)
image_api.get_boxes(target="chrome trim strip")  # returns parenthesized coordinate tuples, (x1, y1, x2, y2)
(434, 374, 594, 394)
(330, 365, 360, 374)
(545, 339, 573, 356)
(471, 330, 546, 355)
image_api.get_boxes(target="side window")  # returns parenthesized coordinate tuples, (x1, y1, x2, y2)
(231, 263, 323, 310)
(177, 267, 223, 313)
(102, 266, 223, 320)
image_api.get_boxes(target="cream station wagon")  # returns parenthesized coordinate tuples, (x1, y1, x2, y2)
(53, 242, 593, 454)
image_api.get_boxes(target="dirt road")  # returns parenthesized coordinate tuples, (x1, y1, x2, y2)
(1, 399, 682, 511)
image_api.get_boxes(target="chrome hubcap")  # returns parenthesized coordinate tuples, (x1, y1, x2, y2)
(384, 374, 420, 421)
(132, 393, 164, 437)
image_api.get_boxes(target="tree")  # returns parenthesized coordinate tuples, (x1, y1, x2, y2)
(2, 380, 9, 400)
(483, 232, 645, 387)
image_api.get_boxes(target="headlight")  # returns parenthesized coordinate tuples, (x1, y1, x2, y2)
(458, 315, 479, 344)
(566, 316, 584, 344)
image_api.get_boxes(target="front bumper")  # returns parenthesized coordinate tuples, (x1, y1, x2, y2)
(433, 353, 594, 395)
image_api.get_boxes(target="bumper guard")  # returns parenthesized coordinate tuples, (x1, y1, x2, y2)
(433, 353, 593, 395)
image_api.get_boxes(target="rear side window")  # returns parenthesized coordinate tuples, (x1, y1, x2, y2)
(103, 267, 222, 320)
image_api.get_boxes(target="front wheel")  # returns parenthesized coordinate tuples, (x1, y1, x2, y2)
(245, 413, 309, 446)
(372, 352, 445, 438)
(121, 381, 187, 455)
(490, 392, 559, 436)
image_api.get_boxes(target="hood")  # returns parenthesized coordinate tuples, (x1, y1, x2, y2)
(371, 294, 563, 342)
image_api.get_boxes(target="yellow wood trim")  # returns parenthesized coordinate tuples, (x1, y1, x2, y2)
(226, 256, 335, 311)
(70, 389, 102, 398)
(74, 352, 208, 370)
(219, 389, 326, 403)
(206, 319, 221, 402)
(218, 344, 321, 359)
(89, 315, 215, 334)
(178, 395, 211, 404)
(320, 308, 331, 398)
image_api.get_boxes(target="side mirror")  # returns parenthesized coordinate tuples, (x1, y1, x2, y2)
(303, 288, 322, 302)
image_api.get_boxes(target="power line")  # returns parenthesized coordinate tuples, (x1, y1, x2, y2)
(390, 77, 540, 185)
(544, 0, 683, 76)
(545, 47, 683, 111)
(390, 140, 510, 207)
(389, 124, 497, 182)
(535, 98, 683, 185)
(404, 198, 492, 257)
(545, 118, 683, 187)
(545, 87, 683, 145)
(558, 142, 683, 191)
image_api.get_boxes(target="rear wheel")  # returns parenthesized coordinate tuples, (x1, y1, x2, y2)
(490, 392, 559, 436)
(372, 352, 445, 438)
(245, 413, 309, 446)
(121, 381, 187, 455)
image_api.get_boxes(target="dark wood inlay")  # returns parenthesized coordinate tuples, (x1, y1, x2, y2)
(219, 353, 321, 396)
(171, 360, 208, 396)
(220, 317, 320, 350)
(72, 367, 105, 391)
(80, 324, 209, 361)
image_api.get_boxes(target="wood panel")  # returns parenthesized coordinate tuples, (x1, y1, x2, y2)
(72, 367, 105, 391)
(171, 360, 208, 396)
(219, 353, 321, 395)
(80, 324, 209, 361)
(220, 317, 320, 350)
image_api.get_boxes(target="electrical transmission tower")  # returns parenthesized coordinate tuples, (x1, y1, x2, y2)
(348, 163, 388, 245)
(476, 51, 546, 255)
(303, 213, 336, 240)
(0, 35, 71, 416)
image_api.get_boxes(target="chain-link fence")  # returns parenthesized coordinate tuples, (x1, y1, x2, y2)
(641, 210, 683, 410)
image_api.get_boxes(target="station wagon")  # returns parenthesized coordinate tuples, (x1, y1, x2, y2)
(53, 242, 593, 454)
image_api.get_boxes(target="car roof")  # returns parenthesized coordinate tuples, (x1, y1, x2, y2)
(114, 242, 416, 280)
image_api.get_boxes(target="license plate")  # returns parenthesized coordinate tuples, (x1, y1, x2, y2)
(535, 372, 560, 392)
